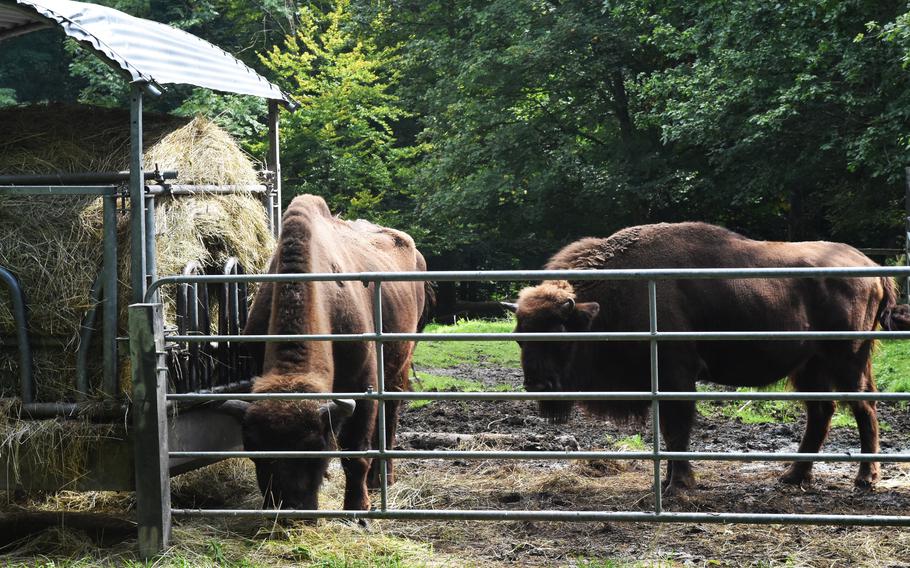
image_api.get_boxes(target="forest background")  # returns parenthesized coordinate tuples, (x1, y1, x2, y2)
(4, 0, 910, 283)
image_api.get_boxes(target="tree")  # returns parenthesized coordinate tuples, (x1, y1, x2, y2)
(261, 0, 415, 224)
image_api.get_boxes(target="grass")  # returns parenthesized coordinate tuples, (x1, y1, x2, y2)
(408, 372, 513, 409)
(413, 319, 520, 369)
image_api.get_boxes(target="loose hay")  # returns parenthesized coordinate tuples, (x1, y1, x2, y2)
(0, 104, 275, 487)
(0, 103, 275, 402)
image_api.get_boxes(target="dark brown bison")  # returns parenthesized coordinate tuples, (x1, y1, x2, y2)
(236, 194, 426, 512)
(511, 222, 910, 494)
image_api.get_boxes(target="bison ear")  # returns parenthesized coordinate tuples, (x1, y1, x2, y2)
(567, 301, 600, 330)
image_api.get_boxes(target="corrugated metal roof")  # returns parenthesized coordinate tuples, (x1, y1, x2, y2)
(0, 0, 291, 103)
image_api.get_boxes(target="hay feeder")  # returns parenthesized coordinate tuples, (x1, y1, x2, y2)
(0, 0, 294, 556)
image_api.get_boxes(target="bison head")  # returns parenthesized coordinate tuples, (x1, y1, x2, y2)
(237, 398, 355, 510)
(510, 290, 600, 423)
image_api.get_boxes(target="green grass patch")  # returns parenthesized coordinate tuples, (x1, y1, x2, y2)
(874, 340, 910, 392)
(408, 372, 513, 409)
(414, 318, 520, 368)
(605, 434, 648, 451)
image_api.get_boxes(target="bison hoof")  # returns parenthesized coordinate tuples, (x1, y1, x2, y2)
(343, 517, 371, 530)
(854, 476, 878, 492)
(660, 477, 695, 496)
(779, 468, 812, 487)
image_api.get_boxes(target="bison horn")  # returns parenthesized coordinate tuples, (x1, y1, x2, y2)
(500, 301, 518, 313)
(217, 400, 251, 421)
(561, 298, 576, 314)
(321, 398, 356, 432)
(328, 398, 356, 418)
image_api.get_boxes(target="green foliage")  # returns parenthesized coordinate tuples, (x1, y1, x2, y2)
(413, 319, 520, 369)
(261, 0, 416, 223)
(173, 90, 268, 149)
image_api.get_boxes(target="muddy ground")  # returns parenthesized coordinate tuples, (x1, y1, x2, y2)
(5, 361, 910, 566)
(385, 362, 910, 566)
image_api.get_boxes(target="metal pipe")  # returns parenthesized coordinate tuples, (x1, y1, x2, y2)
(170, 508, 910, 527)
(129, 86, 147, 304)
(144, 195, 157, 304)
(0, 267, 33, 402)
(164, 329, 910, 344)
(648, 280, 661, 514)
(1, 185, 120, 196)
(267, 100, 282, 237)
(75, 273, 104, 399)
(0, 171, 175, 185)
(167, 449, 910, 463)
(15, 401, 130, 420)
(145, 184, 268, 195)
(144, 265, 910, 302)
(102, 194, 119, 395)
(166, 390, 910, 402)
(372, 280, 389, 511)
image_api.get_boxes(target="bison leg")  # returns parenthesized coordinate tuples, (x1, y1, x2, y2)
(849, 398, 880, 489)
(780, 400, 835, 486)
(659, 400, 696, 494)
(338, 398, 378, 511)
(341, 457, 372, 511)
(367, 400, 403, 489)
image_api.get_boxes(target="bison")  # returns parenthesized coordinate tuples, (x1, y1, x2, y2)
(235, 194, 426, 512)
(510, 222, 910, 494)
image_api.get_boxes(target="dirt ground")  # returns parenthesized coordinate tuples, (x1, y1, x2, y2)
(384, 362, 910, 566)
(5, 361, 910, 566)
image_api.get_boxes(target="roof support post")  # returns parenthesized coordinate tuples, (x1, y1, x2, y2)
(130, 302, 171, 557)
(267, 100, 282, 237)
(130, 85, 148, 303)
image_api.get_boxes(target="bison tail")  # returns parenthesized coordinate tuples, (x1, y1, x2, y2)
(878, 277, 910, 331)
(417, 281, 437, 333)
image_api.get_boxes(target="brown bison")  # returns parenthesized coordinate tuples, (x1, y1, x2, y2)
(236, 194, 426, 512)
(511, 222, 910, 494)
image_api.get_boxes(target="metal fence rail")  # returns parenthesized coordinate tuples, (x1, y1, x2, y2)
(132, 266, 910, 544)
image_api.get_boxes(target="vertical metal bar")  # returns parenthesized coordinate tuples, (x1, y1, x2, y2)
(189, 283, 200, 392)
(0, 267, 33, 403)
(372, 280, 388, 511)
(267, 100, 282, 237)
(144, 195, 157, 302)
(130, 302, 171, 557)
(102, 194, 119, 396)
(649, 280, 662, 514)
(129, 86, 147, 304)
(76, 273, 103, 399)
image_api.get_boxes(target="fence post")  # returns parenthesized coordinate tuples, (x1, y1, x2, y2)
(648, 280, 662, 514)
(371, 280, 389, 511)
(130, 303, 171, 557)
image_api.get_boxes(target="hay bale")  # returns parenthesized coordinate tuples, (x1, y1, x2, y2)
(0, 104, 275, 401)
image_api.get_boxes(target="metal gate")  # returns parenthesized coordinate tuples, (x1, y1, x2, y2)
(130, 265, 910, 556)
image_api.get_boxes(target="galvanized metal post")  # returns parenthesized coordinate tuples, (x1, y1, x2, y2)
(144, 195, 157, 302)
(130, 86, 147, 303)
(267, 100, 282, 237)
(372, 280, 389, 511)
(648, 280, 661, 514)
(130, 303, 171, 557)
(102, 194, 118, 395)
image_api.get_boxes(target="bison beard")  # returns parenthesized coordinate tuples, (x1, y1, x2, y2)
(513, 221, 910, 494)
(538, 400, 573, 424)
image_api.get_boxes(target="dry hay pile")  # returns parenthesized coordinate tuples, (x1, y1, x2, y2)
(0, 104, 275, 486)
